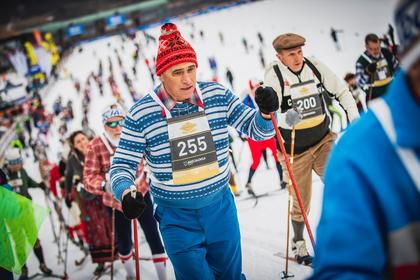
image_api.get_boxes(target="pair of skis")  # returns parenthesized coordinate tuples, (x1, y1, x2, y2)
(237, 187, 284, 208)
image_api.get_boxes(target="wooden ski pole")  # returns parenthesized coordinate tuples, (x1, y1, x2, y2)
(285, 127, 295, 276)
(270, 112, 315, 249)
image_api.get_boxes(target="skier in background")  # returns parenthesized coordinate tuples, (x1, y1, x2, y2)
(226, 67, 234, 90)
(4, 148, 53, 279)
(355, 33, 399, 101)
(344, 73, 367, 113)
(330, 27, 343, 51)
(65, 130, 116, 276)
(84, 104, 167, 280)
(242, 80, 287, 196)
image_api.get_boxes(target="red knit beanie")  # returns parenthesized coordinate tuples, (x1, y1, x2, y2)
(155, 23, 198, 76)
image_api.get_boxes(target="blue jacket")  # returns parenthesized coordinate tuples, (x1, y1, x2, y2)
(310, 71, 420, 279)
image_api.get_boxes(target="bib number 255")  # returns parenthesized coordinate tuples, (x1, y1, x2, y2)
(177, 136, 207, 157)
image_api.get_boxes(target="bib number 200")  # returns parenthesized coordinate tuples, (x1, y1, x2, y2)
(177, 136, 207, 157)
(296, 96, 317, 110)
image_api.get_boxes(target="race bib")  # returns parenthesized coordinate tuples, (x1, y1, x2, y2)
(168, 111, 219, 184)
(373, 58, 392, 87)
(290, 80, 325, 129)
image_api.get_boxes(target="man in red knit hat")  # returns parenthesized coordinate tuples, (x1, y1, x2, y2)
(111, 22, 280, 279)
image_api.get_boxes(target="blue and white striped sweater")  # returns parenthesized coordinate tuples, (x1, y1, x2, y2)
(111, 82, 275, 209)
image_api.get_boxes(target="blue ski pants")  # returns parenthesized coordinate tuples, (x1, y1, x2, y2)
(153, 188, 246, 280)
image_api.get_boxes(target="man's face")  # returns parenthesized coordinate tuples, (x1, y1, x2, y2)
(160, 62, 197, 101)
(366, 41, 381, 58)
(104, 116, 124, 141)
(277, 47, 304, 73)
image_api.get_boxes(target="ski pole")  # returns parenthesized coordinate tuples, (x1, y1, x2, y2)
(269, 112, 315, 249)
(43, 190, 62, 263)
(63, 207, 70, 280)
(283, 127, 295, 278)
(111, 206, 115, 280)
(133, 219, 140, 280)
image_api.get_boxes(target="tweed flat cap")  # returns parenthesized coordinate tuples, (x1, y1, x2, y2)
(272, 33, 306, 52)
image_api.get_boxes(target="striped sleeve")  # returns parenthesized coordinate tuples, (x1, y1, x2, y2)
(110, 110, 146, 201)
(225, 88, 275, 140)
(356, 60, 370, 90)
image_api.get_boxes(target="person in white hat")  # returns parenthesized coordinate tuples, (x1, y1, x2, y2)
(83, 104, 167, 280)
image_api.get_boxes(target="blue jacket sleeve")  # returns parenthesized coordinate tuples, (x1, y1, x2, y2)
(225, 89, 275, 140)
(110, 110, 146, 201)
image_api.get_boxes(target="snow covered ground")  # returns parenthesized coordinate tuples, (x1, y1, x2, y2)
(21, 0, 394, 279)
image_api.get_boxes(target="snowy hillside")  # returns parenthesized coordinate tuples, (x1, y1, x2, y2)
(23, 0, 395, 279)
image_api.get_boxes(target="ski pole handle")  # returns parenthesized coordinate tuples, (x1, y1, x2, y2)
(269, 112, 315, 250)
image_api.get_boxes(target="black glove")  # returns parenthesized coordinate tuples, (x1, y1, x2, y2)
(39, 182, 47, 191)
(366, 62, 377, 74)
(254, 86, 279, 115)
(122, 191, 146, 219)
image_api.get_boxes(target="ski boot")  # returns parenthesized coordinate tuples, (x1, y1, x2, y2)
(245, 183, 256, 197)
(39, 263, 52, 275)
(93, 264, 105, 276)
(280, 181, 288, 190)
(292, 240, 313, 265)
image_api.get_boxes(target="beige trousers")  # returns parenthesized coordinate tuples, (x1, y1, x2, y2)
(279, 131, 337, 222)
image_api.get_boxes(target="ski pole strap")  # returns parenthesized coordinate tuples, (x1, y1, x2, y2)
(370, 98, 420, 192)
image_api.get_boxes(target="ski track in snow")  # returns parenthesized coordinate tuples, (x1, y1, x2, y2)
(20, 0, 393, 279)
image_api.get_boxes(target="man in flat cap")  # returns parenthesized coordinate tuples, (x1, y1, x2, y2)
(263, 33, 359, 265)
